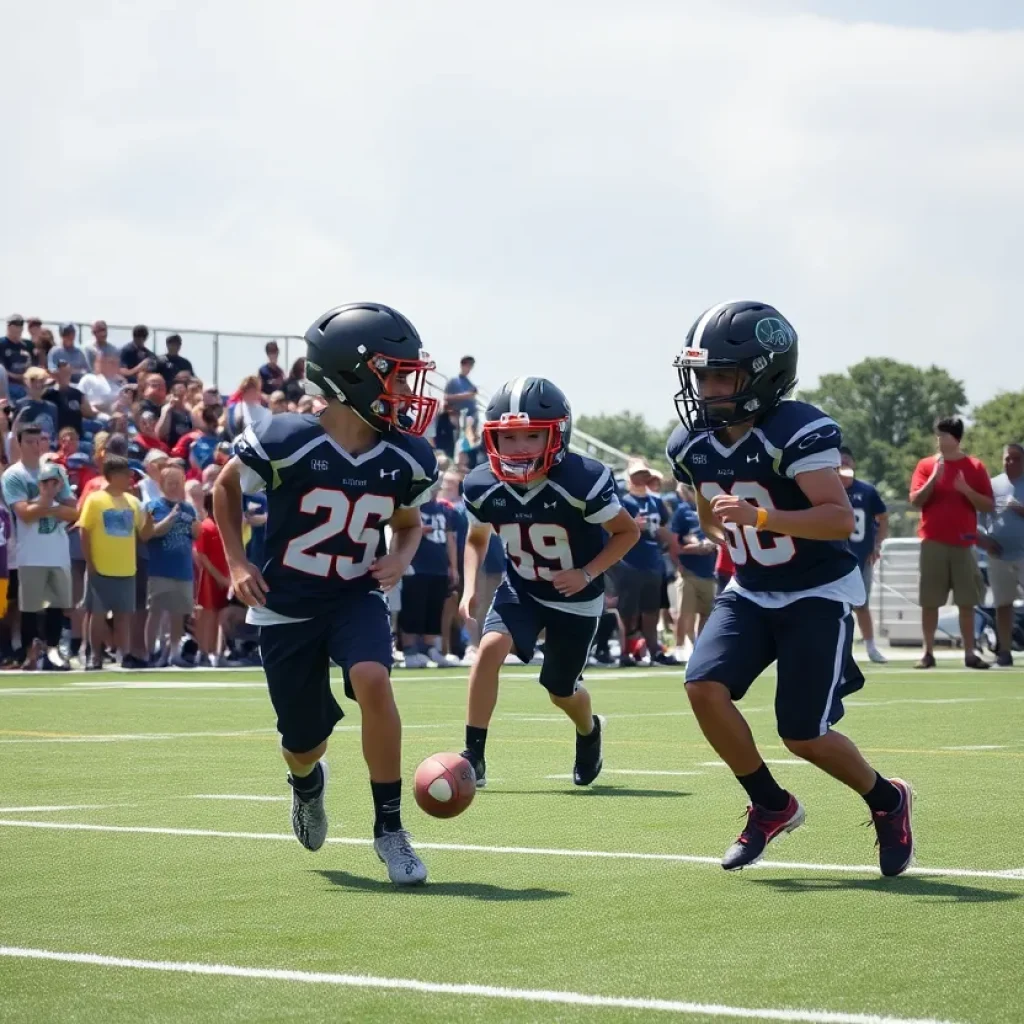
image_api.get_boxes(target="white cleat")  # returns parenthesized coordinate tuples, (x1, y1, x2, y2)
(404, 653, 430, 669)
(374, 829, 428, 886)
(866, 644, 888, 664)
(289, 761, 330, 852)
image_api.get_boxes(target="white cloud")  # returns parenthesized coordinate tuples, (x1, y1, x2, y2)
(2, 1, 1022, 415)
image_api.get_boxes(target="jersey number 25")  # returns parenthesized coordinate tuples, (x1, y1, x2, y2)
(283, 489, 395, 580)
(699, 482, 796, 567)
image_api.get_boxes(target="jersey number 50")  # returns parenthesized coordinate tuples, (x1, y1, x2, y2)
(498, 523, 573, 580)
(283, 489, 395, 579)
(699, 482, 796, 567)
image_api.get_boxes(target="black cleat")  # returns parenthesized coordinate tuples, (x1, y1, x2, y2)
(573, 715, 605, 786)
(871, 778, 914, 877)
(653, 651, 680, 667)
(460, 750, 487, 789)
(721, 796, 805, 871)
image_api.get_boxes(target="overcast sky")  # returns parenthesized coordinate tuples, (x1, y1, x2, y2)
(4, 1, 1022, 420)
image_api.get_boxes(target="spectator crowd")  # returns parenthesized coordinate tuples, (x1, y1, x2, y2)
(0, 312, 1019, 672)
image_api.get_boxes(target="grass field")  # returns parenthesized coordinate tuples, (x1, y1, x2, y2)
(1, 661, 1022, 1024)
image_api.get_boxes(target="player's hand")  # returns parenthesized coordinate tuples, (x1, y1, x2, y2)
(229, 560, 269, 607)
(448, 567, 460, 589)
(369, 554, 405, 591)
(710, 494, 758, 528)
(459, 592, 477, 629)
(551, 568, 589, 597)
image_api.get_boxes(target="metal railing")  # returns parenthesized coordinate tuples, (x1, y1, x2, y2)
(28, 318, 635, 467)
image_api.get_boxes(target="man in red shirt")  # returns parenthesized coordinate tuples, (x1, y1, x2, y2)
(909, 416, 994, 669)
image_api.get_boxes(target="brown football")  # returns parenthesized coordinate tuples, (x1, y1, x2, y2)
(413, 752, 477, 818)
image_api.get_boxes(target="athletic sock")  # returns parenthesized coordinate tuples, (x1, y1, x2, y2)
(465, 725, 488, 761)
(288, 761, 323, 797)
(45, 607, 63, 647)
(371, 779, 403, 838)
(578, 714, 599, 741)
(863, 772, 902, 814)
(736, 763, 790, 812)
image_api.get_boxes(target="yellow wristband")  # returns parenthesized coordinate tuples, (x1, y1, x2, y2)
(755, 506, 769, 530)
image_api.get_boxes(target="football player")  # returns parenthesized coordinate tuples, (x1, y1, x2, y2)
(213, 303, 439, 886)
(457, 377, 640, 787)
(667, 301, 913, 877)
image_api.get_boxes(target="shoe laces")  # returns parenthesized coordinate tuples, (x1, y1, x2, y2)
(379, 829, 418, 863)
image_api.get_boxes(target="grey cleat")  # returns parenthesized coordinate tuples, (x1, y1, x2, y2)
(374, 829, 428, 886)
(288, 761, 329, 852)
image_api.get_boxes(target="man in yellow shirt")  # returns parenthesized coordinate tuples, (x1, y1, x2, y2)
(79, 455, 147, 670)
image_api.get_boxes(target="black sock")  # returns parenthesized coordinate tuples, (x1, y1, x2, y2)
(595, 613, 615, 653)
(288, 762, 323, 797)
(863, 772, 901, 814)
(465, 725, 488, 762)
(45, 607, 63, 647)
(578, 714, 600, 742)
(70, 637, 82, 657)
(20, 612, 38, 653)
(736, 763, 790, 812)
(371, 779, 403, 838)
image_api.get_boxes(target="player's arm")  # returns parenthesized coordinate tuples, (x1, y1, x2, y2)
(213, 456, 268, 606)
(459, 521, 491, 622)
(692, 488, 728, 546)
(593, 507, 641, 574)
(715, 468, 854, 540)
(370, 505, 423, 591)
(446, 530, 459, 586)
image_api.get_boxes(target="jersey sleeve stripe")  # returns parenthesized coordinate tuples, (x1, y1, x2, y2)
(544, 479, 585, 511)
(584, 466, 611, 501)
(750, 428, 783, 461)
(465, 481, 505, 511)
(786, 450, 841, 478)
(239, 427, 270, 463)
(381, 441, 429, 480)
(785, 416, 839, 448)
(584, 499, 621, 525)
(237, 462, 268, 494)
(269, 434, 331, 471)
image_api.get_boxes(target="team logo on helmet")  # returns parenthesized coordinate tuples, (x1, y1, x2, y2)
(754, 317, 794, 353)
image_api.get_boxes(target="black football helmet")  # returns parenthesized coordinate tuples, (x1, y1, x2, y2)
(482, 377, 572, 484)
(673, 300, 798, 431)
(302, 302, 438, 436)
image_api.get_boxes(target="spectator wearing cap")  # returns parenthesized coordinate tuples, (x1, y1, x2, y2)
(32, 328, 55, 370)
(444, 356, 478, 422)
(138, 448, 168, 503)
(153, 334, 194, 388)
(910, 415, 994, 670)
(1, 425, 78, 670)
(142, 462, 199, 667)
(977, 443, 1024, 667)
(79, 351, 125, 417)
(612, 457, 679, 667)
(48, 324, 89, 381)
(120, 324, 156, 380)
(44, 358, 94, 437)
(79, 454, 148, 670)
(259, 340, 286, 395)
(86, 320, 118, 371)
(1, 314, 34, 399)
(13, 367, 59, 445)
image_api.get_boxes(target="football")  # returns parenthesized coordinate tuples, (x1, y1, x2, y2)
(413, 752, 477, 818)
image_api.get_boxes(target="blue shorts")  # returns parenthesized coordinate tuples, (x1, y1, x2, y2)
(685, 589, 865, 741)
(482, 579, 598, 698)
(258, 591, 393, 753)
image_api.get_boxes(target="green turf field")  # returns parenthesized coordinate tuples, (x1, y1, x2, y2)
(0, 663, 1022, 1023)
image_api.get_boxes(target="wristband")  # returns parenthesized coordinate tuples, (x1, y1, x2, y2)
(755, 506, 769, 530)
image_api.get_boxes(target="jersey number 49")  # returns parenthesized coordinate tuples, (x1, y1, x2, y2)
(497, 523, 573, 581)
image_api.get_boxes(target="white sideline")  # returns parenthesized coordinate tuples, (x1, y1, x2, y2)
(1, 819, 1022, 881)
(545, 770, 704, 778)
(0, 946, 962, 1024)
(0, 805, 112, 813)
(190, 795, 289, 802)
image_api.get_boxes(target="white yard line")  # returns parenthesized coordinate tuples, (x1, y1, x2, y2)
(700, 760, 810, 767)
(941, 745, 1008, 751)
(189, 795, 290, 802)
(1, 819, 1021, 882)
(0, 804, 113, 813)
(0, 729, 277, 745)
(0, 946, 963, 1024)
(545, 770, 704, 779)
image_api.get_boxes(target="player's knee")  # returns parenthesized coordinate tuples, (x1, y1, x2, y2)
(781, 734, 825, 760)
(685, 680, 730, 712)
(348, 663, 395, 710)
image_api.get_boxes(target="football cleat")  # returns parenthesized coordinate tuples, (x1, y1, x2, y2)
(573, 715, 605, 787)
(374, 829, 428, 885)
(871, 778, 914, 878)
(288, 761, 329, 852)
(460, 749, 487, 789)
(722, 795, 805, 871)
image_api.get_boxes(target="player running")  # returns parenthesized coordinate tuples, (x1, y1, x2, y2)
(666, 301, 913, 877)
(213, 302, 438, 886)
(458, 377, 640, 788)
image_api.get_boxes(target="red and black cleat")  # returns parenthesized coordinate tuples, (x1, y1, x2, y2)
(872, 778, 914, 877)
(722, 795, 805, 871)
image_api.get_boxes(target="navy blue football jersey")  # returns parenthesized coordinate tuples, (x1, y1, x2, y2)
(666, 401, 857, 593)
(462, 453, 620, 615)
(235, 413, 437, 619)
(845, 479, 887, 565)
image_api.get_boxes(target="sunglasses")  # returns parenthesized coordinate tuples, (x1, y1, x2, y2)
(8, 320, 24, 327)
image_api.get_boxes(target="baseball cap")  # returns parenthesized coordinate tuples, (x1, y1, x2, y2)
(626, 457, 652, 477)
(6, 313, 24, 325)
(60, 322, 76, 335)
(144, 449, 169, 466)
(54, 355, 70, 368)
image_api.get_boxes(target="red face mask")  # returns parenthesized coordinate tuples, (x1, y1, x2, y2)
(482, 413, 567, 485)
(367, 353, 439, 437)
